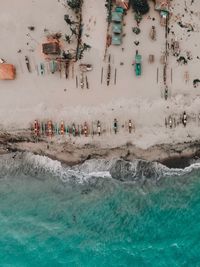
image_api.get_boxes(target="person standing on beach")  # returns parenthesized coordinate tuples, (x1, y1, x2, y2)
(113, 119, 118, 134)
(97, 120, 101, 136)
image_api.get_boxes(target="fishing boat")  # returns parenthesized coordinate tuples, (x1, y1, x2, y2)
(25, 56, 31, 72)
(107, 55, 111, 86)
(33, 120, 40, 136)
(65, 61, 70, 79)
(164, 86, 168, 100)
(79, 64, 93, 72)
(40, 63, 45, 75)
(134, 50, 142, 76)
(47, 120, 53, 137)
(49, 60, 57, 74)
(60, 121, 65, 135)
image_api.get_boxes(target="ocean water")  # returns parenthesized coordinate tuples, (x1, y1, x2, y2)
(0, 153, 200, 266)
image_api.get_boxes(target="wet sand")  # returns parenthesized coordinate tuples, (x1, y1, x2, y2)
(1, 131, 200, 169)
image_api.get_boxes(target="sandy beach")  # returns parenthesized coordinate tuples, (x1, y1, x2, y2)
(1, 0, 200, 160)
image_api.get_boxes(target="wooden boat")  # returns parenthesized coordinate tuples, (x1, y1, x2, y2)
(79, 64, 93, 72)
(169, 116, 172, 128)
(72, 123, 76, 136)
(135, 50, 142, 76)
(34, 120, 40, 136)
(107, 55, 111, 86)
(183, 112, 187, 127)
(47, 120, 53, 137)
(40, 63, 45, 75)
(150, 26, 156, 40)
(49, 60, 57, 74)
(60, 121, 65, 135)
(164, 86, 168, 100)
(25, 56, 31, 72)
(83, 122, 88, 136)
(148, 54, 155, 63)
(80, 72, 84, 89)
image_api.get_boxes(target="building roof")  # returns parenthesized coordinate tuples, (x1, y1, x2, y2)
(42, 42, 60, 55)
(112, 11, 123, 22)
(0, 64, 15, 80)
(112, 23, 122, 34)
(154, 0, 170, 12)
(112, 34, 122, 45)
(115, 0, 129, 10)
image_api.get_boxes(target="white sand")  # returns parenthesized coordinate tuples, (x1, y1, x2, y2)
(1, 0, 200, 149)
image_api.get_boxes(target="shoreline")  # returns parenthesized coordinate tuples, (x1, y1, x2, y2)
(1, 131, 200, 169)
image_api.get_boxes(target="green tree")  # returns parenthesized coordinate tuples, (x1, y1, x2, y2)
(67, 0, 83, 13)
(131, 0, 150, 15)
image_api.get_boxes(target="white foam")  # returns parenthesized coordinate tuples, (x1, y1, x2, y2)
(1, 152, 200, 183)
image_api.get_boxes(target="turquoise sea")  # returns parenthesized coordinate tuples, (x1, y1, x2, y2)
(0, 153, 200, 267)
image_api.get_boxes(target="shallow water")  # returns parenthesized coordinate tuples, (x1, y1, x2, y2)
(0, 154, 200, 266)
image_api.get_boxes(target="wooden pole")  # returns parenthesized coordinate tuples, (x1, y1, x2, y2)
(114, 68, 117, 85)
(76, 75, 78, 88)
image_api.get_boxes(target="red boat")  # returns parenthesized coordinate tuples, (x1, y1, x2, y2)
(34, 120, 40, 136)
(47, 120, 53, 137)
(60, 121, 65, 135)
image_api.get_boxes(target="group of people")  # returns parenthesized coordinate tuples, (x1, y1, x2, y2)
(32, 119, 134, 137)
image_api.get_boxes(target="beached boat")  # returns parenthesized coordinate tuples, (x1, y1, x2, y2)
(33, 120, 40, 136)
(39, 63, 45, 75)
(60, 121, 65, 135)
(25, 56, 31, 72)
(79, 64, 93, 72)
(134, 50, 142, 76)
(47, 120, 53, 137)
(49, 60, 57, 74)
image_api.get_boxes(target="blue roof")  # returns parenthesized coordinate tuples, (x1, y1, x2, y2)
(112, 23, 122, 34)
(112, 12, 123, 22)
(112, 35, 122, 45)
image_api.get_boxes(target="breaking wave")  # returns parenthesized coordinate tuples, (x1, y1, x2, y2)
(0, 152, 200, 183)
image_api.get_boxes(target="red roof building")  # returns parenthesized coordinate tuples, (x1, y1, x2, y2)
(0, 64, 15, 80)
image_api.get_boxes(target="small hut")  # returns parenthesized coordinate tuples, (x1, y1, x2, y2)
(115, 0, 129, 10)
(42, 42, 60, 55)
(0, 64, 15, 80)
